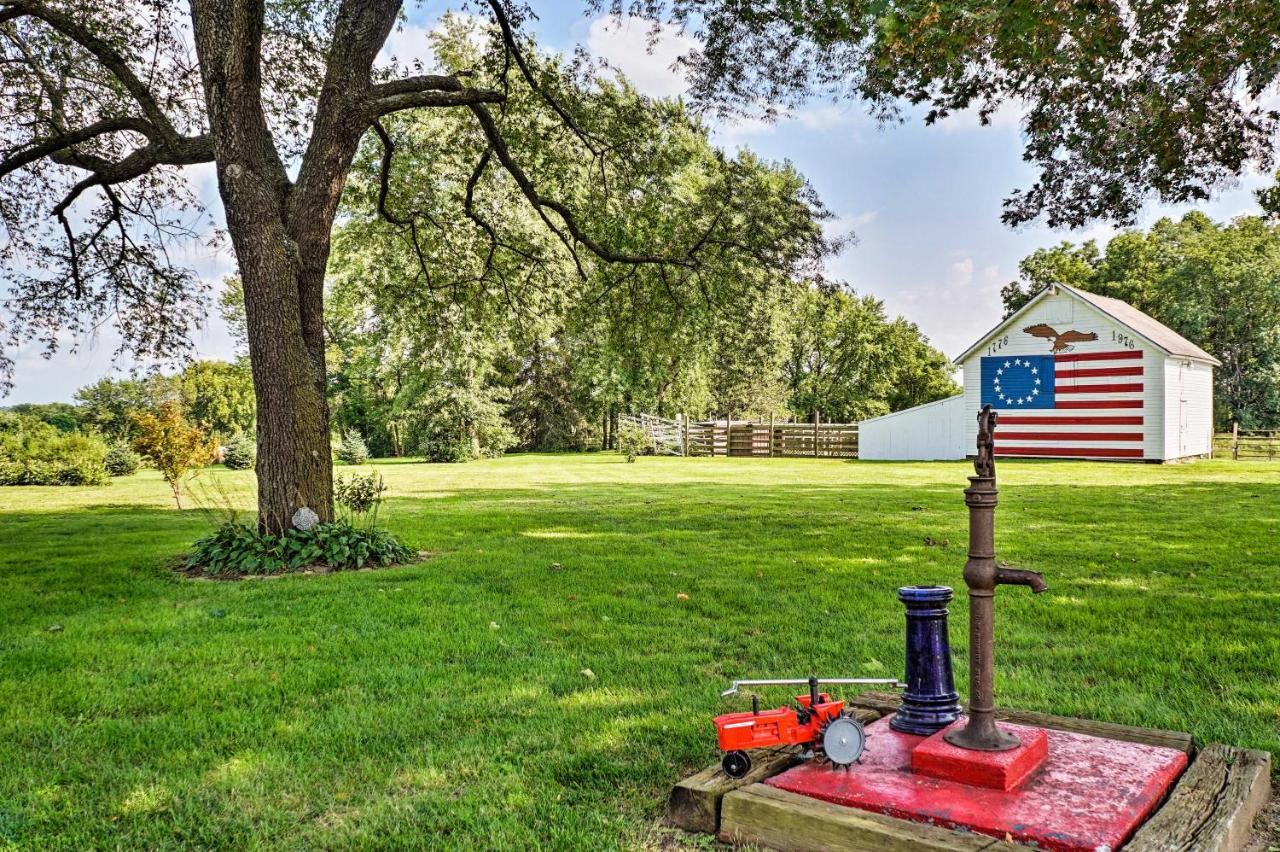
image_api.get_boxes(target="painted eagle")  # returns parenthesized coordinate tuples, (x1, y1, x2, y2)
(1022, 324, 1098, 353)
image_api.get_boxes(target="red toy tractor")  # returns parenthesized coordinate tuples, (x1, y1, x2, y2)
(714, 676, 901, 778)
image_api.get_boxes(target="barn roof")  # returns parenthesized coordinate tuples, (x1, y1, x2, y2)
(954, 283, 1221, 366)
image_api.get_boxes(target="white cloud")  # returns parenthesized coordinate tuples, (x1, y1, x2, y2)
(715, 102, 867, 144)
(1074, 220, 1119, 247)
(587, 15, 695, 99)
(793, 105, 860, 131)
(863, 260, 1008, 358)
(5, 296, 239, 404)
(378, 24, 438, 73)
(945, 257, 975, 289)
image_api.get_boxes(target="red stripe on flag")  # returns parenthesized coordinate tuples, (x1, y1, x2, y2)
(1054, 350, 1144, 363)
(997, 446, 1144, 458)
(1055, 382, 1144, 394)
(998, 416, 1143, 426)
(1055, 366, 1144, 379)
(1055, 399, 1143, 409)
(998, 431, 1144, 442)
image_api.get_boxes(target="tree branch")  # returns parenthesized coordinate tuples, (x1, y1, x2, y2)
(0, 116, 156, 179)
(370, 119, 441, 292)
(367, 78, 505, 117)
(0, 0, 183, 141)
(44, 133, 212, 297)
(467, 102, 690, 268)
(368, 74, 470, 99)
(483, 0, 603, 156)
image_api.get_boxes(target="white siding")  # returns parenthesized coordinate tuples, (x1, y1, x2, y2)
(1163, 358, 1214, 459)
(858, 394, 966, 460)
(959, 291, 1168, 460)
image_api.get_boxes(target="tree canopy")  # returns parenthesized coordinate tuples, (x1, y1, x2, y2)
(314, 30, 956, 455)
(1003, 212, 1280, 429)
(623, 0, 1280, 228)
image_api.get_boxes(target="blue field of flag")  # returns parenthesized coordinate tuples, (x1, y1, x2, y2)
(980, 355, 1056, 409)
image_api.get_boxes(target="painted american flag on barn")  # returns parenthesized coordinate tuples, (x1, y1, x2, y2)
(979, 349, 1146, 459)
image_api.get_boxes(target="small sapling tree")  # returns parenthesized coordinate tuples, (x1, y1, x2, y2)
(103, 443, 141, 477)
(221, 433, 256, 471)
(616, 426, 649, 463)
(132, 403, 213, 508)
(335, 431, 369, 466)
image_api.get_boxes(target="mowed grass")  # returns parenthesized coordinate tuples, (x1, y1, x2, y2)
(0, 454, 1277, 849)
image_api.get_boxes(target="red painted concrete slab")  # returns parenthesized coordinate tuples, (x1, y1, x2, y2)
(912, 723, 1049, 791)
(766, 714, 1188, 852)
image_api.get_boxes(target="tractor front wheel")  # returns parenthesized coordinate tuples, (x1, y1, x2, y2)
(722, 750, 752, 779)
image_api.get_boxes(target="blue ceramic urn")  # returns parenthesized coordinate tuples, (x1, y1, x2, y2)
(890, 585, 962, 735)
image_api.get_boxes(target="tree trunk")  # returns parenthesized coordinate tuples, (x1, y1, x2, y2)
(214, 160, 335, 535)
(235, 219, 335, 534)
(189, 0, 399, 534)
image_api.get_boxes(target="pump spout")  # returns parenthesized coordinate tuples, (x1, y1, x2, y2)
(996, 566, 1047, 594)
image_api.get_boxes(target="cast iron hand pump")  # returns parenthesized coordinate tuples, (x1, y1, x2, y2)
(944, 405, 1048, 751)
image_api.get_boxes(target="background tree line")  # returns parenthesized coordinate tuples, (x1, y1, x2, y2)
(211, 23, 960, 461)
(0, 358, 249, 486)
(1003, 212, 1280, 429)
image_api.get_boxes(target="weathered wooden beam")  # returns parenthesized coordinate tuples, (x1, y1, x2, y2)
(1126, 743, 1271, 852)
(667, 746, 802, 834)
(848, 692, 1196, 755)
(718, 783, 1025, 851)
(847, 691, 902, 716)
(667, 707, 882, 834)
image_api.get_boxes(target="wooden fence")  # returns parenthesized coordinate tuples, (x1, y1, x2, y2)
(620, 413, 858, 459)
(1214, 425, 1280, 460)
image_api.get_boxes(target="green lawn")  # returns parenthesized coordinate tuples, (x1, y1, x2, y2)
(1, 454, 1277, 849)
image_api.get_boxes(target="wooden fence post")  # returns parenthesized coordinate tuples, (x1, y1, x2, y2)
(682, 414, 689, 457)
(813, 411, 820, 458)
(1232, 421, 1239, 460)
(769, 413, 775, 458)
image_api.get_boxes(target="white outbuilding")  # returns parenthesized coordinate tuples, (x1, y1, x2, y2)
(859, 284, 1220, 462)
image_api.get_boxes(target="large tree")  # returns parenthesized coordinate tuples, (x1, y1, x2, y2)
(0, 1, 806, 532)
(325, 33, 841, 447)
(784, 284, 956, 423)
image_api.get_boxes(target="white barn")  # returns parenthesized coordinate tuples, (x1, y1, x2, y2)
(860, 284, 1220, 462)
(858, 394, 968, 461)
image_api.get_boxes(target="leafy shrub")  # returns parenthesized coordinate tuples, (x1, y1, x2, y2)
(185, 520, 414, 576)
(131, 403, 214, 507)
(419, 432, 471, 463)
(335, 471, 387, 517)
(475, 419, 518, 459)
(222, 434, 255, 470)
(104, 444, 142, 477)
(417, 418, 517, 463)
(0, 415, 109, 485)
(335, 430, 369, 465)
(616, 426, 650, 463)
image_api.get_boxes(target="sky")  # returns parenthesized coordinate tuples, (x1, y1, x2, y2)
(6, 5, 1273, 404)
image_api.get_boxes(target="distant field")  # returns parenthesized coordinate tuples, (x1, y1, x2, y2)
(1, 454, 1277, 849)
